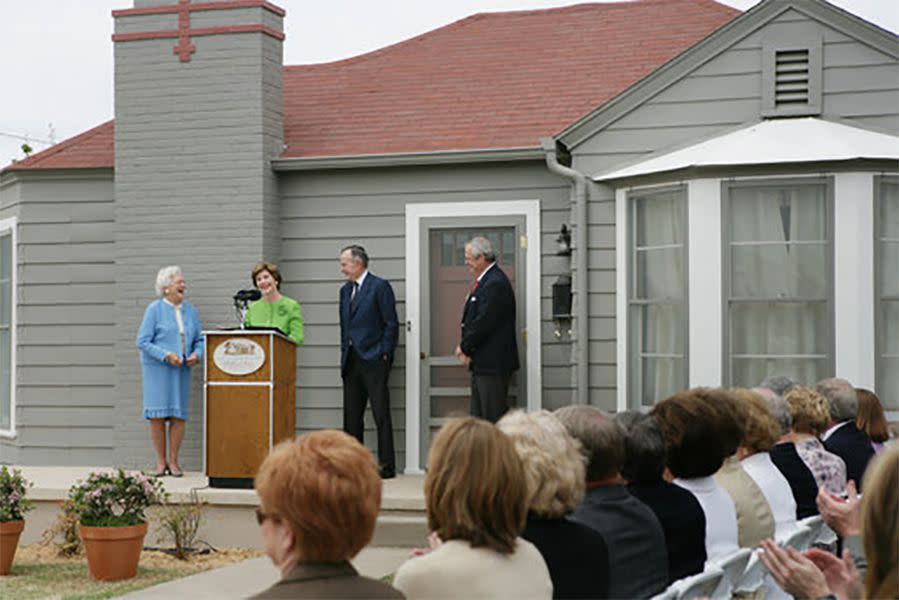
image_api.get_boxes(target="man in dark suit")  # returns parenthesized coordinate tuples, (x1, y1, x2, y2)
(339, 245, 399, 479)
(556, 405, 669, 599)
(454, 236, 519, 423)
(818, 377, 875, 491)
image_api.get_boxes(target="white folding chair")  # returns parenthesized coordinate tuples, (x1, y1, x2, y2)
(734, 549, 765, 595)
(710, 547, 752, 599)
(670, 565, 725, 600)
(798, 514, 825, 542)
(779, 524, 815, 552)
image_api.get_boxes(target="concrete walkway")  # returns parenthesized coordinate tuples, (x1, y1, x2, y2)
(121, 546, 411, 599)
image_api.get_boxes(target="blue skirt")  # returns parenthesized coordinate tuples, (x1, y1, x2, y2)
(142, 361, 191, 421)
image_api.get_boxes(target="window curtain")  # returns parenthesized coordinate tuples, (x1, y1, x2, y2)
(878, 181, 898, 407)
(728, 185, 827, 387)
(631, 191, 685, 406)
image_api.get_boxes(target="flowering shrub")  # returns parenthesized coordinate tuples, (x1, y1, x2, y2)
(0, 466, 34, 522)
(67, 469, 167, 527)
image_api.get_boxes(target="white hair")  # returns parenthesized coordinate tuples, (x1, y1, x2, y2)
(155, 265, 182, 297)
(467, 236, 496, 261)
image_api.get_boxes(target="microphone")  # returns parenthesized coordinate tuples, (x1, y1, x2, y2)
(233, 289, 262, 302)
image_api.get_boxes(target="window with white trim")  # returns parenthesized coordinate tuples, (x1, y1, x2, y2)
(0, 226, 12, 432)
(628, 186, 688, 408)
(723, 179, 833, 387)
(875, 176, 898, 409)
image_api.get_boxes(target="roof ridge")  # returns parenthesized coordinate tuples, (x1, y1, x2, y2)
(283, 0, 717, 70)
(6, 120, 113, 171)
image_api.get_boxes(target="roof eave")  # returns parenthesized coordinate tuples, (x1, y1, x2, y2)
(595, 157, 899, 185)
(272, 146, 544, 171)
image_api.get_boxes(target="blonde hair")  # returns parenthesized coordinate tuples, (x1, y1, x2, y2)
(861, 445, 899, 599)
(425, 418, 527, 554)
(785, 386, 831, 436)
(731, 388, 780, 453)
(254, 430, 381, 562)
(497, 410, 586, 518)
(154, 265, 182, 297)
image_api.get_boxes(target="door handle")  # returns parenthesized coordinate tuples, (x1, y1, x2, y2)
(420, 351, 428, 360)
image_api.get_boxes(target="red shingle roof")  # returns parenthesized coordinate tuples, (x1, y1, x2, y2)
(5, 0, 739, 171)
(5, 120, 115, 172)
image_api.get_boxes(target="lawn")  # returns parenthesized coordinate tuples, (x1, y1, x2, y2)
(0, 544, 260, 600)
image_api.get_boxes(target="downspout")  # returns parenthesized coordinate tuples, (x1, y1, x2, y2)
(541, 138, 589, 405)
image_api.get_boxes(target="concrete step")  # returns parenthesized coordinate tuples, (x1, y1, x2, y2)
(16, 467, 427, 550)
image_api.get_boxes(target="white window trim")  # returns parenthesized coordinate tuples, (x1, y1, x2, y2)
(617, 173, 874, 402)
(0, 216, 16, 439)
(834, 173, 875, 388)
(405, 200, 542, 473)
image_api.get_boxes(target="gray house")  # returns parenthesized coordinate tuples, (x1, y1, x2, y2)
(1, 0, 896, 471)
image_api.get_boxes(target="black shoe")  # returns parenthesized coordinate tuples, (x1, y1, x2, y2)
(379, 468, 396, 480)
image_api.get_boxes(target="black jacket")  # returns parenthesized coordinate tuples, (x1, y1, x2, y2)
(769, 442, 819, 519)
(628, 481, 707, 584)
(522, 514, 610, 600)
(823, 422, 875, 491)
(459, 263, 519, 375)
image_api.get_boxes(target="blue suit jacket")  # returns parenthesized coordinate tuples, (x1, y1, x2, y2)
(339, 273, 399, 376)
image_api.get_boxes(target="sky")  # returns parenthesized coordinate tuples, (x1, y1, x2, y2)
(1, 0, 896, 166)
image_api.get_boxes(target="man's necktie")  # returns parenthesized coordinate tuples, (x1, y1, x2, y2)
(351, 281, 359, 308)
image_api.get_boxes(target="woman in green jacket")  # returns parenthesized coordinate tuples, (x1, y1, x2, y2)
(246, 262, 304, 345)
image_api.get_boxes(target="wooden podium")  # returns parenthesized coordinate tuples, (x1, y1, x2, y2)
(203, 329, 297, 488)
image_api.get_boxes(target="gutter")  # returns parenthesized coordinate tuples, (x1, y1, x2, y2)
(541, 138, 589, 406)
(272, 147, 544, 171)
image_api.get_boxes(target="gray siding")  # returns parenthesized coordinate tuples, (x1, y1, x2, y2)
(572, 8, 899, 175)
(112, 7, 284, 469)
(278, 162, 572, 470)
(569, 8, 899, 408)
(0, 172, 115, 465)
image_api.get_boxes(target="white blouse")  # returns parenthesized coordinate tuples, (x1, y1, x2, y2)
(674, 476, 740, 562)
(741, 452, 800, 539)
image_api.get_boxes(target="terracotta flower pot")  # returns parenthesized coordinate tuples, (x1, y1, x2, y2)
(0, 520, 25, 576)
(79, 522, 148, 581)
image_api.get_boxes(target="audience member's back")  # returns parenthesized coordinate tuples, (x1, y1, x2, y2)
(769, 441, 819, 518)
(499, 410, 610, 600)
(651, 389, 740, 562)
(619, 413, 706, 583)
(556, 406, 668, 599)
(817, 378, 875, 490)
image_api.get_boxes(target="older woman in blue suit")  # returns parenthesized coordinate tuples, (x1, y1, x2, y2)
(136, 266, 204, 477)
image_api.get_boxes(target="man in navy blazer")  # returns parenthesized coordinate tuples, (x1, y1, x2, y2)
(818, 377, 875, 491)
(339, 245, 399, 478)
(454, 236, 519, 423)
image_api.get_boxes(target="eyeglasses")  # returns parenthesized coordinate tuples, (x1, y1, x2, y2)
(255, 507, 278, 526)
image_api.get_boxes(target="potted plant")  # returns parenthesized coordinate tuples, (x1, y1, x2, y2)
(0, 466, 34, 576)
(67, 469, 166, 581)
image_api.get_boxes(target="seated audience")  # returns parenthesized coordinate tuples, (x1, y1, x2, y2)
(732, 388, 799, 538)
(651, 388, 740, 561)
(785, 386, 848, 495)
(817, 378, 875, 491)
(760, 444, 899, 599)
(855, 388, 890, 454)
(393, 417, 552, 600)
(759, 374, 800, 397)
(498, 410, 610, 599)
(555, 405, 668, 599)
(706, 391, 776, 549)
(755, 387, 820, 519)
(251, 431, 403, 599)
(618, 411, 707, 583)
